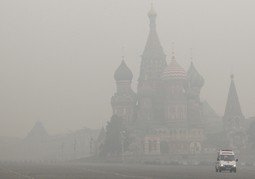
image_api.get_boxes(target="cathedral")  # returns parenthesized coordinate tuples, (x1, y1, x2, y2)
(109, 6, 246, 155)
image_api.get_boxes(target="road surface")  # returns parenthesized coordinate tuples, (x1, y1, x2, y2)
(0, 162, 254, 179)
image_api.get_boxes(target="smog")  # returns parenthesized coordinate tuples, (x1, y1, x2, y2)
(0, 0, 255, 178)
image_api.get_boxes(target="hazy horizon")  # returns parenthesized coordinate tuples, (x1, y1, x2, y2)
(1, 0, 255, 138)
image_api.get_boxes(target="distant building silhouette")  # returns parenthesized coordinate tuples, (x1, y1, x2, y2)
(17, 121, 99, 161)
(223, 74, 246, 150)
(98, 5, 253, 157)
(109, 6, 208, 155)
(24, 121, 48, 143)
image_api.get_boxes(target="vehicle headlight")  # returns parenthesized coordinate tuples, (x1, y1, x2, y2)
(220, 164, 224, 167)
(233, 164, 236, 167)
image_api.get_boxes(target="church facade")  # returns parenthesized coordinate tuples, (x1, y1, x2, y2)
(110, 6, 246, 155)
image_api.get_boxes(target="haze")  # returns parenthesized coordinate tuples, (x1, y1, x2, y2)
(0, 0, 255, 137)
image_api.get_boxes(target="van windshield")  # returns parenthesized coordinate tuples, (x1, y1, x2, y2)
(220, 155, 235, 161)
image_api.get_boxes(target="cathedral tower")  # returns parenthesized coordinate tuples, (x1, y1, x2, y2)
(223, 74, 246, 149)
(137, 5, 167, 123)
(111, 60, 136, 123)
(138, 5, 167, 88)
(187, 61, 204, 126)
(161, 55, 187, 126)
(223, 74, 244, 130)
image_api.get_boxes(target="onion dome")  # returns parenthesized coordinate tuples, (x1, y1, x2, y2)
(114, 60, 133, 81)
(161, 57, 186, 80)
(187, 62, 204, 88)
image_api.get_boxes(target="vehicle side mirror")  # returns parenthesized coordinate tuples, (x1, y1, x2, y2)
(236, 159, 238, 162)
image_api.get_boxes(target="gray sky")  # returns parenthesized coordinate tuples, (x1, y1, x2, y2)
(0, 0, 255, 137)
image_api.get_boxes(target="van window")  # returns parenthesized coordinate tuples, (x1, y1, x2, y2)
(220, 155, 235, 161)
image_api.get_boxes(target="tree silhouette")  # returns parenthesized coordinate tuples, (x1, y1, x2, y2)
(100, 115, 125, 157)
(248, 121, 255, 149)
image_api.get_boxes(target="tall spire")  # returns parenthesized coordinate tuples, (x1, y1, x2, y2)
(138, 3, 166, 84)
(224, 74, 243, 117)
(190, 48, 193, 62)
(223, 74, 246, 150)
(142, 4, 165, 59)
(148, 1, 157, 29)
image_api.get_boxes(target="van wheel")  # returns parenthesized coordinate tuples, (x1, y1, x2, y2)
(215, 168, 218, 172)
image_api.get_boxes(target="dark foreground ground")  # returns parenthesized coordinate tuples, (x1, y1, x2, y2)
(0, 162, 255, 179)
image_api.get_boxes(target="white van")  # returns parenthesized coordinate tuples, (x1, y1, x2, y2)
(215, 150, 238, 173)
